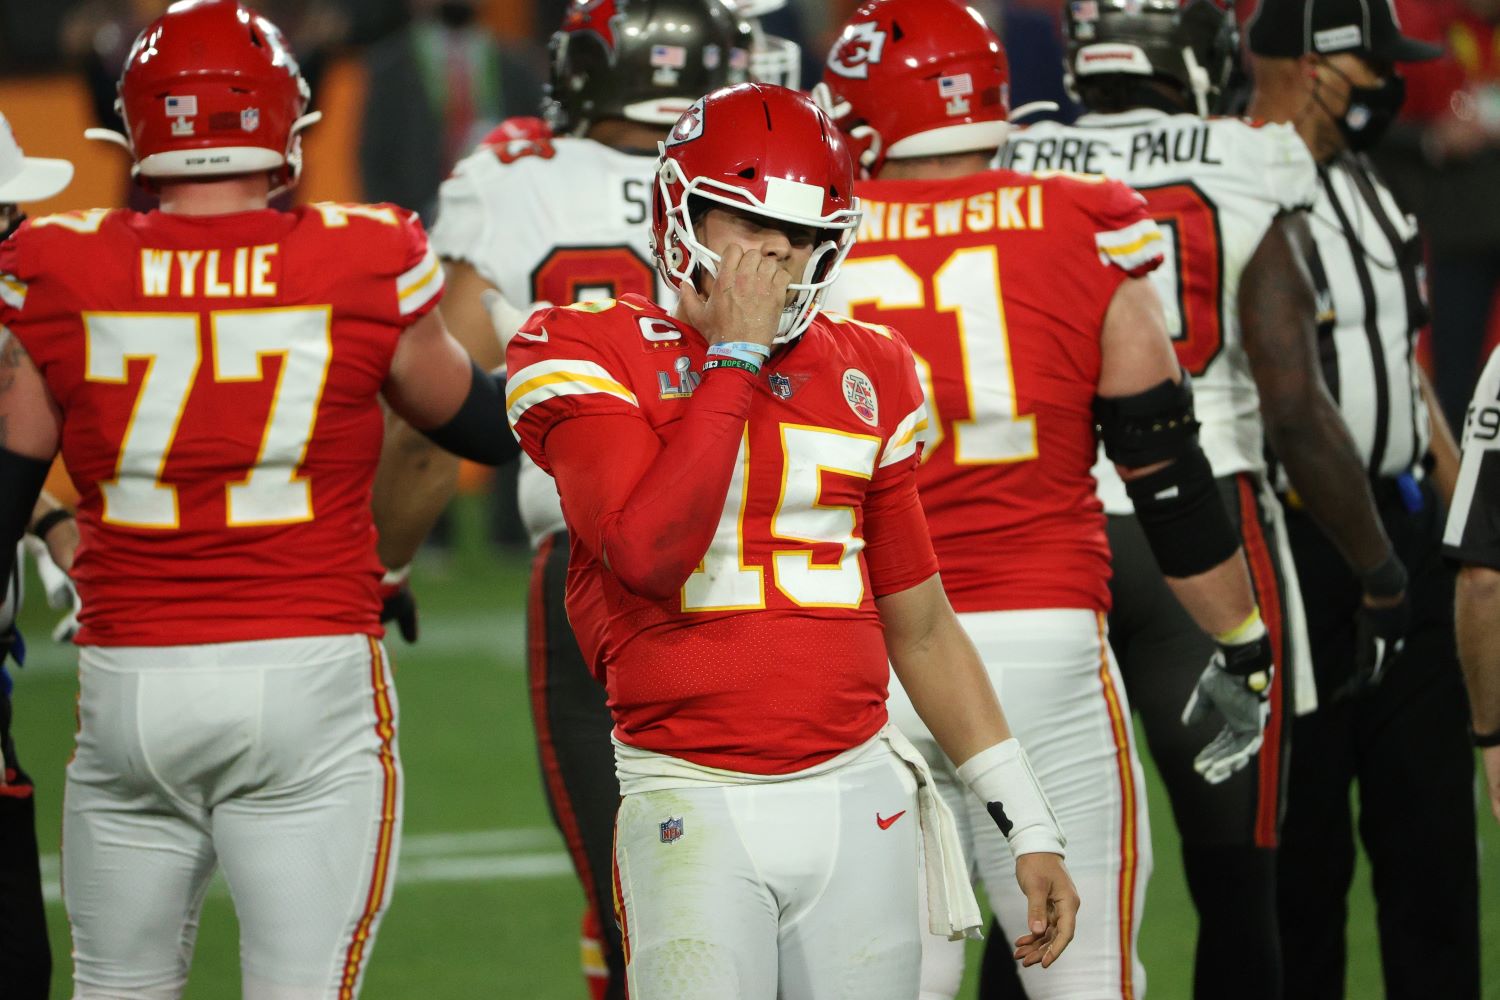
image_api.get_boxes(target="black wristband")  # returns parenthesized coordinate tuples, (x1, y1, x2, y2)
(29, 507, 73, 541)
(1473, 725, 1500, 748)
(1360, 553, 1407, 599)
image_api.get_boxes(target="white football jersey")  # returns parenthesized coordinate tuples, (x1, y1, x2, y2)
(1001, 111, 1318, 512)
(430, 137, 667, 546)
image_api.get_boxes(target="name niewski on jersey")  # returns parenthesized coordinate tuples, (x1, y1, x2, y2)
(858, 184, 1045, 242)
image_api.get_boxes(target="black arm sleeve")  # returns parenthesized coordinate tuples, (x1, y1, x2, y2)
(0, 446, 50, 590)
(416, 361, 520, 467)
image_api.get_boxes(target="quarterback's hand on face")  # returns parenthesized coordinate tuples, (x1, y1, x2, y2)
(379, 566, 418, 644)
(676, 243, 789, 350)
(1182, 632, 1272, 785)
(1011, 853, 1079, 969)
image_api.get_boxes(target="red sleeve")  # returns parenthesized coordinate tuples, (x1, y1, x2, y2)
(504, 305, 647, 473)
(0, 226, 29, 329)
(1081, 177, 1165, 279)
(862, 469, 940, 597)
(390, 207, 444, 325)
(542, 368, 758, 601)
(863, 328, 940, 596)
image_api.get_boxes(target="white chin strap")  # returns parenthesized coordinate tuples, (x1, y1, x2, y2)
(1181, 46, 1212, 117)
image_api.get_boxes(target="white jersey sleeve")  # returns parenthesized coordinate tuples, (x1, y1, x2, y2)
(430, 158, 499, 286)
(1444, 344, 1500, 568)
(1242, 120, 1319, 215)
(428, 138, 667, 548)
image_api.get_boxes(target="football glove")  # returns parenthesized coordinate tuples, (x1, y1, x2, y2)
(23, 537, 80, 642)
(0, 625, 22, 669)
(379, 565, 418, 644)
(1182, 627, 1273, 786)
(1335, 593, 1409, 702)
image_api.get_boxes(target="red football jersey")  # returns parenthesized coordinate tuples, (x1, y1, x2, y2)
(506, 294, 936, 774)
(826, 169, 1164, 613)
(0, 203, 444, 645)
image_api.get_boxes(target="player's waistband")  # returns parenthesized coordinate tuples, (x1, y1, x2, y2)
(613, 729, 889, 795)
(78, 632, 377, 670)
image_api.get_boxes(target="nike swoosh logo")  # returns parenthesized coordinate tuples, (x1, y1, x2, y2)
(515, 326, 549, 342)
(876, 810, 906, 830)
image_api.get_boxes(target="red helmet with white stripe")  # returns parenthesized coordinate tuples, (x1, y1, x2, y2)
(814, 0, 1010, 179)
(91, 0, 319, 192)
(650, 83, 861, 343)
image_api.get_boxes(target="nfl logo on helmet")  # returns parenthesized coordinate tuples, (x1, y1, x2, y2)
(659, 816, 685, 844)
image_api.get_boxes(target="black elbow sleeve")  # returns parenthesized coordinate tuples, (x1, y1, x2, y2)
(1094, 373, 1199, 468)
(417, 361, 520, 467)
(1123, 446, 1241, 578)
(0, 446, 51, 589)
(1098, 373, 1240, 577)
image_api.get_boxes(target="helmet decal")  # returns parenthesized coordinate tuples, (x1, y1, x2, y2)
(666, 99, 705, 146)
(546, 0, 752, 134)
(820, 0, 1012, 177)
(826, 22, 888, 80)
(100, 1, 318, 191)
(561, 0, 622, 52)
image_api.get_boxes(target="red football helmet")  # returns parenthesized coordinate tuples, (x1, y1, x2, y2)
(814, 0, 1010, 178)
(651, 83, 861, 343)
(88, 0, 319, 191)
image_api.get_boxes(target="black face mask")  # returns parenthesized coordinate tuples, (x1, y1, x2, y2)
(1321, 61, 1406, 152)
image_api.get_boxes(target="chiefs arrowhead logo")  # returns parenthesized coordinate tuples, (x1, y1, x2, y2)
(826, 21, 888, 80)
(667, 99, 705, 146)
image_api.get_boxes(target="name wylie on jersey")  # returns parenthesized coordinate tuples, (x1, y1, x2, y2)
(139, 244, 281, 299)
(857, 183, 1044, 241)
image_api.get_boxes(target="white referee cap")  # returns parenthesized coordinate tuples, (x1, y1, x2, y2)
(0, 112, 73, 205)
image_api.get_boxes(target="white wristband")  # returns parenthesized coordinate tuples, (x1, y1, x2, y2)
(956, 738, 1066, 858)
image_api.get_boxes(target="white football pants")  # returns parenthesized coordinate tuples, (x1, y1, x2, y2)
(893, 609, 1152, 1000)
(613, 739, 922, 999)
(64, 634, 402, 1000)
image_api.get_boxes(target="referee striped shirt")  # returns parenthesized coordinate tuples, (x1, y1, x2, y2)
(1302, 152, 1430, 479)
(1445, 344, 1500, 568)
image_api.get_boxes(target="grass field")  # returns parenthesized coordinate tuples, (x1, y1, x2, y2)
(10, 496, 1500, 999)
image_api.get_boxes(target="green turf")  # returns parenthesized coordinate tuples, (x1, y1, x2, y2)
(9, 495, 1500, 998)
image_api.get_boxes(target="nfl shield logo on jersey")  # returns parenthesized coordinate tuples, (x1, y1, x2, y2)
(659, 817, 685, 844)
(769, 372, 793, 399)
